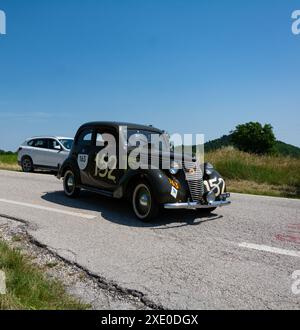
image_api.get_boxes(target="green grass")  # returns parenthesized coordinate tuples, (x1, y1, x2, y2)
(0, 240, 88, 310)
(206, 147, 300, 198)
(0, 154, 17, 164)
(0, 154, 20, 171)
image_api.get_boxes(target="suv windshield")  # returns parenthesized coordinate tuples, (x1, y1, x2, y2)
(59, 139, 73, 150)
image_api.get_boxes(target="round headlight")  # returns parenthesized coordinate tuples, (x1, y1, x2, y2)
(205, 162, 214, 175)
(206, 191, 216, 204)
(169, 161, 180, 175)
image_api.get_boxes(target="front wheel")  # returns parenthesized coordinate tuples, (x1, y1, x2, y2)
(132, 182, 159, 222)
(21, 156, 34, 173)
(63, 170, 80, 198)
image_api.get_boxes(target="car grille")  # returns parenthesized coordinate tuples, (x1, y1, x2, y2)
(183, 160, 204, 202)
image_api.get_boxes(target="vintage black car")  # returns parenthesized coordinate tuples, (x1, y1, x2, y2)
(57, 122, 231, 221)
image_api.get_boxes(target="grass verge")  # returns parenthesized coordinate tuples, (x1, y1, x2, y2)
(0, 240, 88, 310)
(206, 147, 300, 199)
(0, 154, 20, 171)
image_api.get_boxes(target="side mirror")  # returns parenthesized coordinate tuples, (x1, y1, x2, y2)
(54, 145, 62, 151)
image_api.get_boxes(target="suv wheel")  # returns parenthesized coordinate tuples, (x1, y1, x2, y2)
(21, 157, 34, 173)
(63, 170, 80, 198)
(132, 182, 158, 222)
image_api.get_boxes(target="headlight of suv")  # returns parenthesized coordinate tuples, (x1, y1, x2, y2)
(169, 161, 180, 175)
(205, 162, 214, 175)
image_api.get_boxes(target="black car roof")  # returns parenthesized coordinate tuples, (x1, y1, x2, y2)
(79, 121, 164, 134)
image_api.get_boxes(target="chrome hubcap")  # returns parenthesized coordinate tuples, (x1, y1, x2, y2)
(133, 184, 151, 219)
(139, 193, 149, 208)
(65, 171, 75, 194)
(67, 176, 74, 190)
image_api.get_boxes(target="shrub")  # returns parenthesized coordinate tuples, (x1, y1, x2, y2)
(231, 122, 276, 154)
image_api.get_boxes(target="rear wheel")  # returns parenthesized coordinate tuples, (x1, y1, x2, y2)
(21, 156, 34, 173)
(63, 170, 80, 198)
(132, 182, 159, 222)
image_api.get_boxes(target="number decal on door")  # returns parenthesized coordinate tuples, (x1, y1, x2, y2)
(95, 153, 117, 183)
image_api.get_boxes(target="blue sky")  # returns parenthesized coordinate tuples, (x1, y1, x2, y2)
(0, 0, 300, 150)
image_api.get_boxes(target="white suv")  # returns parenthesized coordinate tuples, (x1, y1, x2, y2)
(17, 136, 73, 173)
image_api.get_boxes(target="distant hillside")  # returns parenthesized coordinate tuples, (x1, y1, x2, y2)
(273, 141, 300, 158)
(204, 135, 232, 152)
(204, 135, 300, 158)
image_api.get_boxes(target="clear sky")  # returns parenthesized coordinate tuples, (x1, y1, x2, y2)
(0, 0, 300, 150)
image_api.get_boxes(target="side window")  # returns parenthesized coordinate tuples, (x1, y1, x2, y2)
(77, 129, 93, 147)
(48, 139, 61, 150)
(96, 133, 104, 147)
(95, 129, 117, 154)
(33, 139, 48, 149)
(27, 140, 35, 146)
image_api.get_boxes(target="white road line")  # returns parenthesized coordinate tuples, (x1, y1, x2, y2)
(239, 242, 300, 258)
(0, 198, 96, 219)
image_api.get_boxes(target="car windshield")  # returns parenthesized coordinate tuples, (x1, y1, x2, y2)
(59, 139, 73, 150)
(127, 129, 170, 151)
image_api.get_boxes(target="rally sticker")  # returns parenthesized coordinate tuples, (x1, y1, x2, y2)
(171, 186, 178, 199)
(77, 154, 88, 170)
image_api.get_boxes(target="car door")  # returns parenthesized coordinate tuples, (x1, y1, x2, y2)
(88, 127, 123, 191)
(74, 128, 94, 186)
(46, 139, 68, 168)
(31, 139, 49, 166)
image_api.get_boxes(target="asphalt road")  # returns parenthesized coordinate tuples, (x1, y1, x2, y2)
(0, 169, 300, 309)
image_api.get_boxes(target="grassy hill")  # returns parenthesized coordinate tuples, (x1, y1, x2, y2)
(205, 147, 300, 199)
(203, 135, 300, 198)
(175, 135, 300, 198)
(273, 141, 300, 158)
(204, 135, 300, 158)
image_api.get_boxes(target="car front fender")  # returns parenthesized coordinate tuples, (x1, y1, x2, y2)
(115, 169, 188, 204)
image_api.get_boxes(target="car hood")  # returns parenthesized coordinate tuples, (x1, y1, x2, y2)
(133, 148, 197, 163)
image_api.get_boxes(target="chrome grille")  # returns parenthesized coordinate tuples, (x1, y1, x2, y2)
(183, 161, 204, 202)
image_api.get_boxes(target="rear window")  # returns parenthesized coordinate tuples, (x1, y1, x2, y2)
(28, 139, 48, 149)
(77, 129, 93, 147)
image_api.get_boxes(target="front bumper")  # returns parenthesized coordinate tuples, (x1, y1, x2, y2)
(164, 194, 231, 210)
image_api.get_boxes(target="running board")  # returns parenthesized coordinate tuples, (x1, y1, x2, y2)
(79, 185, 113, 198)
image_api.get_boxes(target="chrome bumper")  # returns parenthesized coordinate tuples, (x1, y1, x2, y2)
(164, 199, 231, 210)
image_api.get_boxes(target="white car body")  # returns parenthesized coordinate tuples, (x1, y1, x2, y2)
(18, 136, 73, 172)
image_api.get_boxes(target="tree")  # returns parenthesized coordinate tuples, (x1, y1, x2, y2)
(231, 122, 276, 154)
